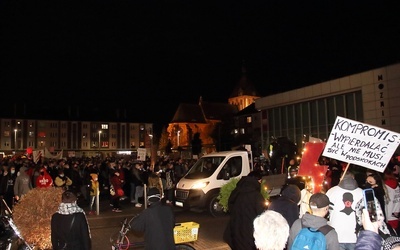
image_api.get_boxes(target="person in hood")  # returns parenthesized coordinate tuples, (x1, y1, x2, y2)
(326, 169, 363, 250)
(130, 187, 175, 250)
(35, 166, 53, 188)
(288, 193, 339, 250)
(223, 171, 267, 250)
(14, 166, 33, 202)
(268, 184, 301, 227)
(384, 167, 400, 233)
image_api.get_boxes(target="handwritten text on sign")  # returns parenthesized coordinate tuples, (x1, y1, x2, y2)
(322, 116, 400, 172)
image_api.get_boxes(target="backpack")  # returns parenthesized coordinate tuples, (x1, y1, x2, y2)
(291, 223, 333, 250)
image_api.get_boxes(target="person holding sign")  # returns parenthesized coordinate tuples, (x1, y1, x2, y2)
(326, 170, 363, 250)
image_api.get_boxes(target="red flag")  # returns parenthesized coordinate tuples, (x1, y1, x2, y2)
(298, 142, 328, 193)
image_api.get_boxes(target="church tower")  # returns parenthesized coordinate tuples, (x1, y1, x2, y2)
(228, 61, 260, 111)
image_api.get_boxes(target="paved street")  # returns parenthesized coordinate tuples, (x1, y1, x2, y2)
(85, 198, 231, 250)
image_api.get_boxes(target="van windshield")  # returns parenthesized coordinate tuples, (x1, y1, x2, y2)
(184, 156, 225, 179)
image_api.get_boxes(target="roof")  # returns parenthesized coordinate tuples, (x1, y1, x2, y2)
(170, 103, 207, 123)
(235, 103, 259, 116)
(170, 101, 238, 123)
(201, 102, 238, 120)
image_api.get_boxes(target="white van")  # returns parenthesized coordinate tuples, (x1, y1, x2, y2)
(174, 151, 252, 216)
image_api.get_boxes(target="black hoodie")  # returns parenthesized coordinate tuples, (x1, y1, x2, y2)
(268, 184, 301, 227)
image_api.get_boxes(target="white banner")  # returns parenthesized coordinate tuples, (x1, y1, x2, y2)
(137, 148, 146, 161)
(322, 116, 400, 172)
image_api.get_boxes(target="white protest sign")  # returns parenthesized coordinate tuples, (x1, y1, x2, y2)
(137, 148, 146, 161)
(322, 116, 400, 173)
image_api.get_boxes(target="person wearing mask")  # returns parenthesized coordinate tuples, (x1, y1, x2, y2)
(35, 167, 54, 188)
(51, 190, 91, 250)
(365, 172, 388, 220)
(130, 187, 175, 250)
(54, 169, 73, 190)
(110, 169, 123, 212)
(14, 166, 33, 203)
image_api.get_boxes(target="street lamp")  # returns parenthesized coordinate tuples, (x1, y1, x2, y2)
(98, 130, 102, 154)
(14, 129, 17, 153)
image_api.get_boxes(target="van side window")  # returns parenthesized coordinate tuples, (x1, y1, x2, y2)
(217, 156, 242, 179)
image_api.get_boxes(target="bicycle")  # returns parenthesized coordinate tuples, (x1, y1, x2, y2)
(110, 216, 198, 250)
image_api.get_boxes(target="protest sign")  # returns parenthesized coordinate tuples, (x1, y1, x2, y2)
(322, 116, 400, 172)
(137, 148, 146, 161)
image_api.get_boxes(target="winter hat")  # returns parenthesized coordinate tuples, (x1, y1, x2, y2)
(147, 187, 161, 202)
(309, 193, 333, 208)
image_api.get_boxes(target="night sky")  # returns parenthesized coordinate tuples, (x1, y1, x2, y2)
(1, 1, 399, 133)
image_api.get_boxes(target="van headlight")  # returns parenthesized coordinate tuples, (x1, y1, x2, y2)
(192, 182, 209, 189)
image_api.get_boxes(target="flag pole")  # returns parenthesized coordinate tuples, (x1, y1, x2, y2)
(339, 162, 350, 182)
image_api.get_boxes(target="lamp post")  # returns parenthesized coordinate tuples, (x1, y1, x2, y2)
(14, 129, 17, 154)
(98, 130, 102, 155)
(177, 130, 180, 147)
(149, 133, 153, 168)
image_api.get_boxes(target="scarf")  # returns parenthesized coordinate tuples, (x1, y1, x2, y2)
(57, 202, 84, 215)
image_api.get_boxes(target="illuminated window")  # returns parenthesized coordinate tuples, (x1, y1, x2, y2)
(246, 116, 252, 123)
(240, 128, 245, 134)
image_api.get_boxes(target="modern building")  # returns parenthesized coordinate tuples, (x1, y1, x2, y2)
(255, 62, 400, 154)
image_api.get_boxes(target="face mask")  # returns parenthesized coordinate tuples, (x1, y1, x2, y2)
(11, 170, 15, 174)
(115, 172, 120, 176)
(60, 174, 64, 177)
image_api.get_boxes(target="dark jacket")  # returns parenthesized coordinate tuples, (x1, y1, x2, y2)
(224, 176, 266, 250)
(355, 230, 382, 250)
(130, 201, 175, 250)
(51, 212, 91, 250)
(268, 184, 301, 227)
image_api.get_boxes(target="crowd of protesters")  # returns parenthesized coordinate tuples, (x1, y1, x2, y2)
(226, 153, 400, 250)
(0, 154, 195, 214)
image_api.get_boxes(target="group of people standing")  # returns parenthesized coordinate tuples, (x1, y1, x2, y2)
(224, 154, 400, 250)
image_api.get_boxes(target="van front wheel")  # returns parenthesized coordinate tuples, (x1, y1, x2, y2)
(208, 194, 225, 217)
